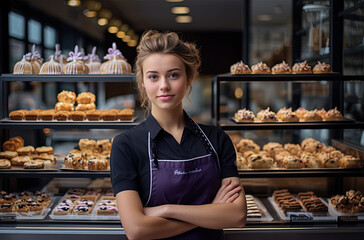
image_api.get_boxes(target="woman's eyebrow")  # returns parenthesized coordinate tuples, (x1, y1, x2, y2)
(167, 68, 181, 72)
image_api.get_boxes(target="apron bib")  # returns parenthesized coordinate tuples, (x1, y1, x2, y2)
(145, 121, 224, 240)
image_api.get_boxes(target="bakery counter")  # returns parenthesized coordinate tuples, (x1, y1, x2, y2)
(1, 222, 364, 240)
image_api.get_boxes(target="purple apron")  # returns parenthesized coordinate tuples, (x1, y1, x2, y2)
(145, 121, 224, 240)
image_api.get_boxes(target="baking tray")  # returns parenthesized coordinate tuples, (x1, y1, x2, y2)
(268, 197, 336, 222)
(231, 117, 355, 124)
(1, 116, 137, 123)
(246, 195, 273, 222)
(0, 156, 63, 172)
(59, 164, 110, 172)
(326, 198, 364, 220)
(49, 196, 119, 220)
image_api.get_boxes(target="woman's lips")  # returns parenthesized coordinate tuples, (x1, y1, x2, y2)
(157, 94, 174, 100)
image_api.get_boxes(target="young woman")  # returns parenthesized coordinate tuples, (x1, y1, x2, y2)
(111, 30, 247, 240)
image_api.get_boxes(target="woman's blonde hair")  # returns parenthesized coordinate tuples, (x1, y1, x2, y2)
(134, 30, 201, 110)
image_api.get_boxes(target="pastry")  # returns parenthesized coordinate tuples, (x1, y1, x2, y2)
(294, 107, 308, 119)
(53, 205, 73, 215)
(313, 61, 333, 73)
(303, 111, 322, 121)
(315, 108, 327, 119)
(330, 190, 363, 214)
(0, 203, 14, 212)
(323, 107, 344, 121)
(236, 139, 260, 153)
(96, 205, 118, 215)
(283, 144, 302, 156)
(16, 146, 35, 156)
(73, 204, 93, 215)
(35, 146, 53, 155)
(54, 111, 69, 121)
(0, 159, 11, 169)
(24, 160, 44, 169)
(57, 90, 76, 104)
(79, 139, 97, 152)
(39, 55, 62, 74)
(279, 111, 299, 122)
(101, 110, 117, 121)
(85, 46, 101, 74)
(75, 103, 96, 111)
(301, 152, 322, 168)
(282, 155, 304, 169)
(9, 110, 26, 120)
(85, 110, 101, 121)
(97, 139, 111, 152)
(37, 110, 55, 120)
(55, 102, 74, 112)
(323, 157, 341, 168)
(271, 61, 291, 74)
(87, 158, 108, 170)
(247, 154, 274, 169)
(276, 107, 291, 120)
(118, 108, 135, 120)
(3, 140, 19, 151)
(100, 43, 132, 74)
(234, 108, 255, 122)
(13, 55, 36, 74)
(10, 156, 32, 166)
(230, 60, 251, 74)
(251, 62, 271, 74)
(63, 46, 89, 74)
(263, 142, 283, 158)
(37, 153, 56, 163)
(24, 109, 42, 120)
(340, 155, 361, 168)
(0, 151, 18, 160)
(76, 92, 96, 104)
(257, 107, 278, 122)
(64, 153, 85, 169)
(292, 61, 312, 74)
(69, 111, 86, 121)
(301, 138, 324, 153)
(18, 191, 31, 199)
(10, 136, 24, 148)
(236, 152, 248, 170)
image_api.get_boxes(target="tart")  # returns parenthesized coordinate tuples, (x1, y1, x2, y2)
(251, 62, 271, 74)
(271, 61, 291, 74)
(313, 61, 333, 73)
(292, 61, 312, 74)
(234, 108, 255, 122)
(230, 61, 251, 74)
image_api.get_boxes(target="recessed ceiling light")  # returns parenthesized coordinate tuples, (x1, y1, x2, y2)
(171, 7, 190, 14)
(116, 31, 126, 38)
(127, 40, 138, 47)
(67, 0, 81, 7)
(122, 35, 131, 42)
(257, 14, 272, 21)
(97, 18, 108, 26)
(176, 15, 192, 23)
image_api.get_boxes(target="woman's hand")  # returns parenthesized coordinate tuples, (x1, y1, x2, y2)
(213, 178, 241, 203)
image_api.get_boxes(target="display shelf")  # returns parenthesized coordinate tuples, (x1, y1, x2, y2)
(0, 74, 135, 82)
(211, 72, 364, 83)
(0, 118, 142, 129)
(0, 170, 110, 178)
(217, 119, 364, 130)
(340, 1, 364, 17)
(238, 168, 364, 178)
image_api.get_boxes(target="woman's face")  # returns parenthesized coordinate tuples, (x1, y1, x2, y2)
(142, 53, 189, 112)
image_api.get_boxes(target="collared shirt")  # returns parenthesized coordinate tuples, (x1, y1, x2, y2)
(111, 111, 238, 205)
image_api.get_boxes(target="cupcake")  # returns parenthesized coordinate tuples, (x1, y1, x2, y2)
(85, 46, 101, 74)
(100, 43, 132, 74)
(63, 45, 89, 74)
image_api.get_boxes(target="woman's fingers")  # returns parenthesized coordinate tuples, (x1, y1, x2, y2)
(221, 185, 241, 202)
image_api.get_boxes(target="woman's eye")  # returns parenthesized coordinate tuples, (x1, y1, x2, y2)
(148, 75, 157, 80)
(169, 73, 178, 79)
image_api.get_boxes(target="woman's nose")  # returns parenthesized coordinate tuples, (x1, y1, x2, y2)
(160, 77, 170, 91)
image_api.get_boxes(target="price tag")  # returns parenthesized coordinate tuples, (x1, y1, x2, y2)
(288, 212, 313, 223)
(0, 213, 16, 222)
(338, 215, 358, 223)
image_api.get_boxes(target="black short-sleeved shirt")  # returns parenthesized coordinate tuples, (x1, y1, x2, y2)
(110, 111, 238, 205)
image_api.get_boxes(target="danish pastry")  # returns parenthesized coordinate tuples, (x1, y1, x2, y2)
(230, 61, 251, 74)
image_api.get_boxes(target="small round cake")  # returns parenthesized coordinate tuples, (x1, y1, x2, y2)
(57, 90, 76, 104)
(303, 111, 323, 121)
(294, 107, 308, 119)
(85, 46, 101, 74)
(100, 43, 132, 74)
(39, 55, 62, 74)
(323, 107, 344, 121)
(230, 61, 251, 74)
(63, 46, 89, 74)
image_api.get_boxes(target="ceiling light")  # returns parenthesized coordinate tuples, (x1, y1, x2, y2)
(97, 9, 112, 26)
(171, 7, 190, 14)
(175, 15, 192, 23)
(257, 14, 272, 21)
(116, 31, 126, 38)
(127, 40, 138, 47)
(67, 0, 81, 7)
(83, 0, 101, 17)
(166, 0, 184, 2)
(108, 18, 122, 33)
(122, 35, 131, 43)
